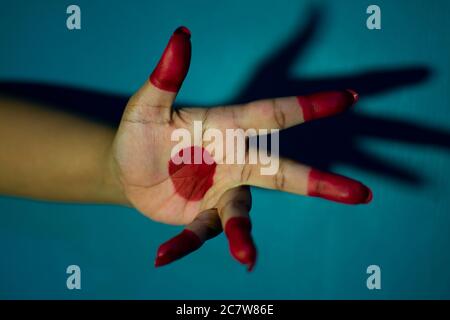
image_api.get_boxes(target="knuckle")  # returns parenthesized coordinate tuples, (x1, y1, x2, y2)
(273, 162, 286, 190)
(271, 98, 286, 129)
(239, 163, 254, 184)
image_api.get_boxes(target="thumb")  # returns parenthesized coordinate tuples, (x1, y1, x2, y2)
(150, 26, 191, 93)
(129, 26, 191, 110)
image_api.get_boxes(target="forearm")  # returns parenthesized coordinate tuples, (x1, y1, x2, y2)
(0, 96, 127, 205)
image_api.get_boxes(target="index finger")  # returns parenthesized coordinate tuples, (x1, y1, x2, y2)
(224, 89, 358, 131)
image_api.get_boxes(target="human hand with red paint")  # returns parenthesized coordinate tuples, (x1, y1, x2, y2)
(111, 27, 372, 270)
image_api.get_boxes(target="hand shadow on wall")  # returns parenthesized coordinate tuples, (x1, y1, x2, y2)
(0, 8, 448, 186)
(230, 7, 449, 185)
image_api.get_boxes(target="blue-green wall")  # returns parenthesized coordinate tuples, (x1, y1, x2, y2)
(1, 0, 449, 299)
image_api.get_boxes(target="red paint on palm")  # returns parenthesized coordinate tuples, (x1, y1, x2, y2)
(297, 89, 358, 121)
(307, 169, 373, 204)
(155, 229, 202, 267)
(168, 146, 217, 201)
(224, 217, 257, 271)
(149, 26, 191, 92)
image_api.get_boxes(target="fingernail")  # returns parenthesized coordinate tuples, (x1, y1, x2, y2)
(346, 89, 359, 105)
(308, 169, 372, 205)
(224, 217, 257, 271)
(174, 26, 191, 38)
(297, 90, 357, 122)
(365, 188, 373, 203)
(154, 229, 202, 267)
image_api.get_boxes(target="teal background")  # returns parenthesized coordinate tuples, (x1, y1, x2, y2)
(1, 0, 450, 299)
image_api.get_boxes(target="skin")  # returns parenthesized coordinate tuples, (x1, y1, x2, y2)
(0, 26, 372, 271)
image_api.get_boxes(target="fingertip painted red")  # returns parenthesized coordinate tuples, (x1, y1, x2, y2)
(365, 187, 373, 203)
(154, 229, 202, 267)
(297, 89, 358, 122)
(307, 169, 373, 204)
(149, 26, 192, 92)
(345, 89, 359, 104)
(224, 217, 257, 271)
(174, 26, 191, 38)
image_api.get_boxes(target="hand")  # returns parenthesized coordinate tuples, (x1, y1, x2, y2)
(111, 27, 372, 270)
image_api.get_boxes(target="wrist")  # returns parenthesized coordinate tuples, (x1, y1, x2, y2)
(101, 144, 130, 206)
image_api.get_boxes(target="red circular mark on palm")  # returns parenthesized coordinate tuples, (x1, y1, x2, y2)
(168, 146, 217, 201)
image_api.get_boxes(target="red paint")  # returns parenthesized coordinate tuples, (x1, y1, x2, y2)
(168, 146, 217, 201)
(224, 217, 257, 271)
(149, 26, 191, 92)
(155, 229, 202, 267)
(297, 89, 358, 122)
(307, 169, 373, 204)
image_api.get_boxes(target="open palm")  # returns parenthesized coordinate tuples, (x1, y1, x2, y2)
(112, 27, 372, 270)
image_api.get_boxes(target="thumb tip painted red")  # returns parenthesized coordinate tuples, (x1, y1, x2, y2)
(149, 26, 192, 93)
(174, 26, 191, 38)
